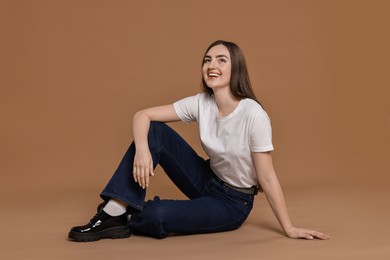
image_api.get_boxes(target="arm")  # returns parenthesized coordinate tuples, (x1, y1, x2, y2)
(252, 151, 329, 240)
(132, 104, 180, 189)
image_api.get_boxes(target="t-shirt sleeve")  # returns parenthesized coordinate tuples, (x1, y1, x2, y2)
(173, 93, 200, 124)
(249, 111, 274, 152)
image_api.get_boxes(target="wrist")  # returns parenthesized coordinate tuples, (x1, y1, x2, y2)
(135, 143, 149, 152)
(284, 226, 295, 237)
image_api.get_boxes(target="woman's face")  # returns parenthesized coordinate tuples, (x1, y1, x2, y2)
(202, 44, 231, 91)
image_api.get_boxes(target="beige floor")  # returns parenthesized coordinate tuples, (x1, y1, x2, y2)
(1, 181, 389, 260)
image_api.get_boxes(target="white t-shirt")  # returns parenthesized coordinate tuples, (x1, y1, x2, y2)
(173, 92, 274, 188)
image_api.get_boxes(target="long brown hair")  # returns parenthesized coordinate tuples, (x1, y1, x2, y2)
(201, 40, 263, 107)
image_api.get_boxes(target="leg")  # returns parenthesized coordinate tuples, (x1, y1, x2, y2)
(69, 122, 215, 242)
(129, 195, 253, 239)
(100, 122, 213, 211)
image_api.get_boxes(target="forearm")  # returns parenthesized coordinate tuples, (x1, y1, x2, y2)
(132, 111, 151, 151)
(261, 175, 293, 235)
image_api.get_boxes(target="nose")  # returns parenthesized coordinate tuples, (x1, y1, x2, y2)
(207, 59, 218, 70)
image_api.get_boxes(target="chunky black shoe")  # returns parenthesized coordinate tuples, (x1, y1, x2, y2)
(68, 207, 131, 242)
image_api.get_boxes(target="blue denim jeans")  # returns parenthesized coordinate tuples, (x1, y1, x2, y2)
(101, 122, 254, 238)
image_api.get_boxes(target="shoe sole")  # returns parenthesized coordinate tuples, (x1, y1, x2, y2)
(68, 226, 131, 242)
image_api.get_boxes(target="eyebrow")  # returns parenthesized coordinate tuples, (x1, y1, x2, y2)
(204, 54, 230, 59)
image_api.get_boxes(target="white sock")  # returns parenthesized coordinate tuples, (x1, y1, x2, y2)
(103, 199, 127, 216)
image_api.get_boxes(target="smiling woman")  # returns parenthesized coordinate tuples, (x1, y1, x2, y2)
(202, 46, 231, 90)
(68, 40, 329, 242)
(201, 40, 260, 105)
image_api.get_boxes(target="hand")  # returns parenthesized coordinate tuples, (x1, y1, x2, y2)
(286, 227, 330, 240)
(133, 148, 154, 189)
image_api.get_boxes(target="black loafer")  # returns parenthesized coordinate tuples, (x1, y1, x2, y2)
(68, 207, 131, 242)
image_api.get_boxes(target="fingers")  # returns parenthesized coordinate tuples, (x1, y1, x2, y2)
(143, 166, 149, 188)
(303, 230, 330, 240)
(289, 227, 330, 240)
(133, 166, 137, 183)
(133, 162, 154, 189)
(134, 166, 148, 189)
(310, 230, 330, 240)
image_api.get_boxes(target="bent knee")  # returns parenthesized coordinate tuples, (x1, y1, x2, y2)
(149, 121, 167, 132)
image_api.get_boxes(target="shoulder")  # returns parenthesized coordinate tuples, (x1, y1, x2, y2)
(240, 99, 272, 131)
(175, 92, 204, 104)
(241, 98, 268, 117)
(174, 92, 214, 112)
(193, 92, 215, 108)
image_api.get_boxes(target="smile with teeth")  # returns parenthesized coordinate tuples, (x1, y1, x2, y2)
(208, 72, 221, 78)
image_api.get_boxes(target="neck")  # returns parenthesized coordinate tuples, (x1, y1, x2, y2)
(213, 87, 240, 117)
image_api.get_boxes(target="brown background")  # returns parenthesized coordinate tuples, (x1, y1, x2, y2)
(1, 0, 389, 259)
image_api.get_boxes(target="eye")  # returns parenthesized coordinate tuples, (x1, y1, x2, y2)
(203, 58, 211, 63)
(218, 58, 226, 63)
